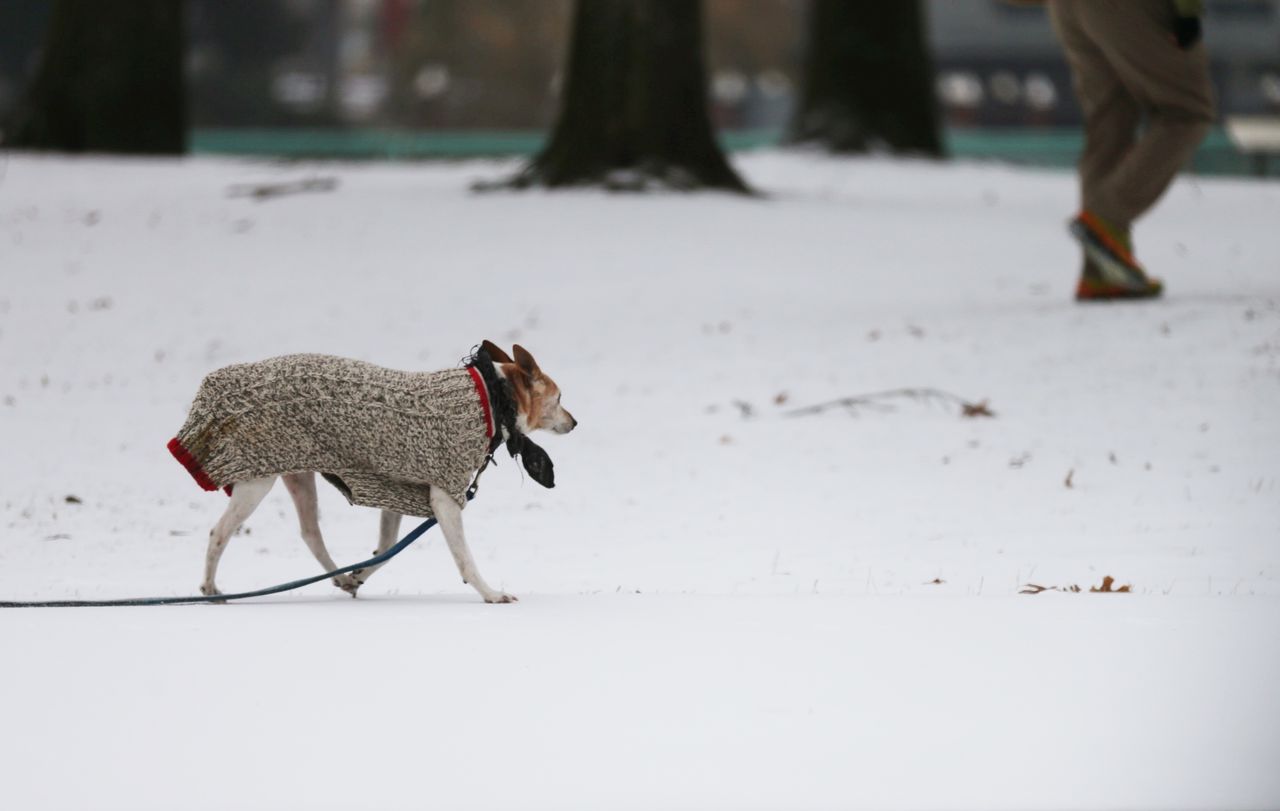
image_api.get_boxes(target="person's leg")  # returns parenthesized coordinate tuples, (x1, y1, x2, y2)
(1073, 0, 1215, 227)
(1048, 0, 1141, 288)
(1049, 0, 1142, 243)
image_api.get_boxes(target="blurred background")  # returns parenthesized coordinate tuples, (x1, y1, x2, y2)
(1, 0, 1277, 173)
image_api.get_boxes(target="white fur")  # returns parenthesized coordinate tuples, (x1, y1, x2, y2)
(199, 476, 514, 602)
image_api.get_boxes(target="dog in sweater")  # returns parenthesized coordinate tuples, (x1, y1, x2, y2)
(168, 340, 574, 603)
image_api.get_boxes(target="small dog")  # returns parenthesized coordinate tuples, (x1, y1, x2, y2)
(168, 341, 574, 603)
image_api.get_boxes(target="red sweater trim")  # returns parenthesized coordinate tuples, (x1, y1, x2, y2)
(468, 366, 496, 440)
(167, 437, 221, 492)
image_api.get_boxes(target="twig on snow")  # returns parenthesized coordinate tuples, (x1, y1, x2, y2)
(1020, 575, 1131, 595)
(227, 177, 339, 202)
(781, 388, 995, 420)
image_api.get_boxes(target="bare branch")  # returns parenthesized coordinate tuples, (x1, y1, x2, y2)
(227, 177, 339, 202)
(782, 388, 996, 419)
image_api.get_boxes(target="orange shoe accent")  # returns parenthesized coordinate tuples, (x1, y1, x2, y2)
(1077, 211, 1141, 268)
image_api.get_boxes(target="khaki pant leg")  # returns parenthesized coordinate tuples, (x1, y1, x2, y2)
(1048, 0, 1143, 236)
(1071, 0, 1215, 226)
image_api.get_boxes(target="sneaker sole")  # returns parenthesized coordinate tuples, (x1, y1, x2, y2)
(1075, 282, 1163, 302)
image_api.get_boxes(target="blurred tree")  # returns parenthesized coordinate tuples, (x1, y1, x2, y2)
(789, 0, 943, 156)
(4, 0, 185, 154)
(0, 0, 52, 122)
(509, 0, 750, 193)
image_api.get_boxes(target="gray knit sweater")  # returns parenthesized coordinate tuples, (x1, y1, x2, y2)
(169, 354, 493, 517)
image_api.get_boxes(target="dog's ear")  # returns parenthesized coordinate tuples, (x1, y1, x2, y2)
(481, 340, 513, 364)
(513, 344, 541, 379)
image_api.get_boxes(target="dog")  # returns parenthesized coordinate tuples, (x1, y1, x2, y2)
(167, 340, 574, 603)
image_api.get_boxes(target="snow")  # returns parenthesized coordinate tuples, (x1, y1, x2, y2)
(1, 150, 1278, 809)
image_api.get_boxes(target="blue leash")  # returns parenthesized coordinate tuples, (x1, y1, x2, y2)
(5, 350, 515, 609)
(0, 492, 475, 608)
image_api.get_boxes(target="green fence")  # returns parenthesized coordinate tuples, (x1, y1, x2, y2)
(190, 127, 1270, 177)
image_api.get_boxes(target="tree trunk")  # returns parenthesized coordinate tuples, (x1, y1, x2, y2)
(4, 0, 186, 154)
(511, 0, 750, 193)
(790, 0, 943, 156)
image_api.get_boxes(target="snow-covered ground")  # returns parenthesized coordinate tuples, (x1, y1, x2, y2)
(1, 151, 1277, 810)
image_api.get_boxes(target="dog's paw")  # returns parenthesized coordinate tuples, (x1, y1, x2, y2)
(483, 592, 519, 604)
(200, 583, 227, 604)
(333, 574, 361, 597)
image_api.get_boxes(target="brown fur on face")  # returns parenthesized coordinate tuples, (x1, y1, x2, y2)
(489, 342, 576, 434)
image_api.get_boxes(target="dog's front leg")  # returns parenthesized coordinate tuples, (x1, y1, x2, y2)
(428, 486, 516, 604)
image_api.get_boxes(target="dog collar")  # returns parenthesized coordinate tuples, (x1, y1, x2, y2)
(468, 347, 555, 489)
(465, 366, 497, 440)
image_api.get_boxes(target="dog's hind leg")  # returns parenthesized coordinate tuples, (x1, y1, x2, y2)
(281, 472, 361, 597)
(202, 476, 276, 598)
(350, 510, 401, 591)
(429, 486, 516, 604)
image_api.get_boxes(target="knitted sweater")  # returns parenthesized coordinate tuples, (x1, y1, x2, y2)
(168, 354, 495, 517)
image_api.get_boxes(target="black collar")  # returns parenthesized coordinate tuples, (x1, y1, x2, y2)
(470, 347, 555, 489)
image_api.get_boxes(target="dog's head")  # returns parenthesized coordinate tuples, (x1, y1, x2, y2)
(482, 340, 576, 436)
